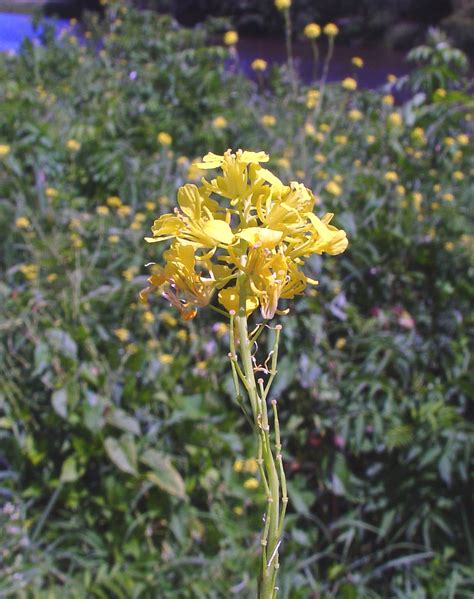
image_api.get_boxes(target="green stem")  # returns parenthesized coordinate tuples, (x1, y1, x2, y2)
(232, 280, 285, 599)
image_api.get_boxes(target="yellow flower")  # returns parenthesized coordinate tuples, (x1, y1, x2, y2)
(108, 234, 120, 243)
(261, 114, 276, 127)
(212, 116, 228, 129)
(411, 127, 426, 144)
(433, 184, 441, 193)
(142, 311, 155, 324)
(453, 171, 464, 181)
(342, 77, 357, 91)
(366, 134, 376, 144)
(434, 88, 446, 98)
(213, 322, 228, 337)
(96, 205, 109, 216)
(157, 132, 172, 146)
(66, 139, 80, 152)
(388, 112, 403, 127)
(351, 56, 363, 68)
(19, 264, 38, 280)
(233, 459, 244, 473)
(243, 477, 259, 490)
(387, 74, 397, 83)
(176, 329, 187, 341)
(442, 192, 454, 202)
(0, 144, 11, 157)
(145, 201, 156, 211)
(396, 185, 406, 196)
(143, 149, 347, 320)
(251, 58, 268, 71)
(384, 171, 398, 183)
(275, 0, 291, 10)
(159, 353, 173, 365)
(348, 109, 363, 121)
(16, 217, 31, 229)
(443, 136, 455, 147)
(114, 328, 130, 342)
(353, 159, 361, 168)
(323, 23, 339, 37)
(244, 458, 258, 473)
(107, 195, 122, 207)
(325, 180, 342, 196)
(224, 30, 238, 46)
(233, 506, 244, 516)
(306, 89, 319, 109)
(118, 205, 132, 216)
(47, 273, 58, 282)
(314, 153, 325, 163)
(160, 311, 178, 327)
(335, 337, 346, 349)
(334, 135, 347, 145)
(382, 94, 394, 106)
(304, 23, 321, 39)
(457, 134, 469, 146)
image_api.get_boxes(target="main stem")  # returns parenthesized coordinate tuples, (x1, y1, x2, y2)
(234, 285, 286, 598)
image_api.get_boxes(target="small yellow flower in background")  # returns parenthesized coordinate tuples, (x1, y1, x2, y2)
(108, 234, 120, 243)
(160, 312, 178, 327)
(223, 30, 238, 46)
(366, 134, 376, 144)
(382, 94, 394, 106)
(117, 205, 132, 217)
(314, 153, 326, 163)
(19, 264, 38, 280)
(107, 195, 122, 207)
(353, 159, 362, 168)
(396, 185, 406, 196)
(187, 162, 204, 181)
(388, 112, 403, 127)
(412, 192, 423, 211)
(444, 241, 454, 251)
(122, 266, 138, 281)
(334, 174, 343, 183)
(351, 56, 364, 68)
(443, 136, 455, 146)
(457, 133, 469, 146)
(157, 131, 172, 146)
(16, 217, 31, 229)
(434, 88, 446, 99)
(348, 109, 363, 121)
(142, 311, 155, 324)
(387, 73, 397, 83)
(431, 201, 440, 210)
(114, 328, 130, 342)
(244, 458, 258, 473)
(212, 116, 228, 129)
(135, 212, 146, 223)
(66, 139, 81, 152)
(384, 171, 398, 183)
(433, 184, 441, 193)
(277, 157, 290, 168)
(295, 169, 305, 178)
(342, 77, 357, 91)
(453, 150, 463, 162)
(453, 171, 464, 181)
(126, 343, 138, 354)
(145, 201, 156, 211)
(176, 329, 187, 341)
(304, 23, 321, 39)
(335, 337, 346, 350)
(323, 23, 339, 37)
(213, 322, 228, 338)
(304, 123, 316, 137)
(325, 180, 342, 196)
(251, 58, 267, 72)
(243, 477, 259, 490)
(96, 205, 109, 216)
(70, 233, 83, 249)
(261, 114, 276, 127)
(46, 187, 59, 198)
(334, 135, 348, 145)
(233, 459, 244, 473)
(275, 0, 291, 10)
(442, 192, 454, 202)
(233, 506, 244, 516)
(0, 144, 11, 157)
(159, 353, 173, 365)
(319, 123, 330, 132)
(47, 273, 58, 282)
(306, 89, 319, 109)
(411, 127, 426, 144)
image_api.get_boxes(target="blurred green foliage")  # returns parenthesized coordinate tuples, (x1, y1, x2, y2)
(0, 2, 473, 597)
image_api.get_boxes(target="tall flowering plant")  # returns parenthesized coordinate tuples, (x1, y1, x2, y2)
(141, 149, 348, 598)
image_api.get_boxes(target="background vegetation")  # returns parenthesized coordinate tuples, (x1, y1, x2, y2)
(0, 2, 473, 597)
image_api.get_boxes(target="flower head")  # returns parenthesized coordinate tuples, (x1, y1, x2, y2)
(323, 23, 339, 37)
(251, 58, 268, 72)
(351, 56, 363, 68)
(224, 30, 238, 46)
(342, 77, 357, 91)
(143, 149, 347, 320)
(275, 0, 291, 10)
(304, 23, 321, 39)
(0, 144, 11, 157)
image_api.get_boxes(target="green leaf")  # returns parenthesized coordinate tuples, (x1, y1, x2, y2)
(104, 436, 138, 476)
(51, 388, 68, 419)
(106, 408, 140, 435)
(45, 328, 78, 361)
(141, 449, 186, 498)
(60, 456, 81, 482)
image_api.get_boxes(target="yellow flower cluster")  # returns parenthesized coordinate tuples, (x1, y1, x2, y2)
(251, 58, 268, 72)
(304, 23, 321, 39)
(142, 149, 348, 320)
